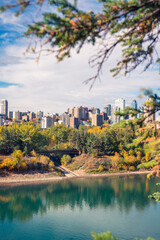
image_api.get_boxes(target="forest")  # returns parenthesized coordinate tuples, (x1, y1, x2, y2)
(0, 118, 159, 174)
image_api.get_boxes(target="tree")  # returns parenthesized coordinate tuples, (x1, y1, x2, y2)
(0, 0, 160, 86)
(115, 89, 160, 126)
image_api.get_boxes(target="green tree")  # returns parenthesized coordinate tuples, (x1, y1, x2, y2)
(1, 0, 159, 84)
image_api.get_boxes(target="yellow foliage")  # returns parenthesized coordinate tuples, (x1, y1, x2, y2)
(0, 158, 16, 171)
(145, 152, 150, 162)
(20, 162, 28, 171)
(98, 164, 104, 172)
(52, 135, 57, 145)
(137, 152, 142, 161)
(11, 150, 24, 162)
(48, 161, 55, 170)
(88, 126, 107, 135)
(30, 150, 37, 157)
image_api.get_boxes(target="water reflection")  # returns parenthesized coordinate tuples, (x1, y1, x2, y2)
(0, 175, 159, 222)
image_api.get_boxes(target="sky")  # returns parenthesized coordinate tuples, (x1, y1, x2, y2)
(0, 0, 160, 114)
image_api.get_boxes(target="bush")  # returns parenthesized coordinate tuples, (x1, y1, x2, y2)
(0, 158, 16, 171)
(0, 157, 28, 172)
(48, 161, 55, 170)
(98, 164, 104, 172)
(137, 160, 158, 170)
(61, 155, 72, 166)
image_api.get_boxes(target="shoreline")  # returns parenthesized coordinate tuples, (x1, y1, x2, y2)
(0, 170, 152, 186)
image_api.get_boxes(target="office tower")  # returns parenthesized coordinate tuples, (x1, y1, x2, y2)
(103, 104, 111, 116)
(68, 107, 74, 116)
(27, 112, 36, 120)
(36, 111, 43, 120)
(41, 115, 56, 129)
(115, 98, 125, 110)
(9, 111, 13, 119)
(131, 100, 138, 110)
(100, 112, 108, 121)
(131, 100, 138, 119)
(91, 114, 103, 126)
(114, 98, 125, 123)
(60, 112, 70, 127)
(13, 111, 22, 121)
(0, 99, 8, 117)
(73, 106, 86, 120)
(70, 117, 79, 128)
(0, 116, 3, 126)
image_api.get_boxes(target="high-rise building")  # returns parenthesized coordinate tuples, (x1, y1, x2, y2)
(9, 111, 13, 119)
(27, 112, 36, 120)
(41, 115, 56, 129)
(73, 106, 86, 120)
(91, 114, 103, 126)
(70, 117, 79, 129)
(0, 99, 8, 117)
(114, 98, 125, 123)
(100, 112, 108, 121)
(13, 111, 22, 121)
(36, 111, 43, 120)
(68, 107, 74, 116)
(60, 112, 70, 127)
(0, 116, 3, 126)
(131, 100, 138, 119)
(131, 100, 137, 110)
(115, 98, 125, 110)
(103, 104, 111, 116)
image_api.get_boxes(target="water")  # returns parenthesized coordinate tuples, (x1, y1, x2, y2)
(0, 175, 160, 240)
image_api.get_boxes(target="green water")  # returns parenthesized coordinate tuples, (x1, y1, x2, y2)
(0, 175, 160, 240)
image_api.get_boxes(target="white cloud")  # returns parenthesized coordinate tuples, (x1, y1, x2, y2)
(0, 40, 159, 115)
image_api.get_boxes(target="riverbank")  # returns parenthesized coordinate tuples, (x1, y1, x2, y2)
(0, 170, 151, 186)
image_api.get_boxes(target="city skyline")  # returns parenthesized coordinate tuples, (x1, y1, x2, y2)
(0, 97, 139, 116)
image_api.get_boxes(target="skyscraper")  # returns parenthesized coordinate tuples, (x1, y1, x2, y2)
(115, 98, 125, 110)
(0, 99, 8, 117)
(131, 100, 137, 110)
(103, 104, 111, 116)
(131, 100, 138, 119)
(114, 98, 125, 123)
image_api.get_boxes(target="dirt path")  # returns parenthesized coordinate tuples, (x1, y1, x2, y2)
(57, 165, 79, 177)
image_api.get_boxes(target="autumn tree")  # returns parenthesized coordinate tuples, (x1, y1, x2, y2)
(0, 0, 160, 85)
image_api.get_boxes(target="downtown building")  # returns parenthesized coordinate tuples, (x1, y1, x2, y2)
(41, 114, 56, 129)
(0, 99, 8, 118)
(113, 98, 125, 123)
(91, 114, 103, 126)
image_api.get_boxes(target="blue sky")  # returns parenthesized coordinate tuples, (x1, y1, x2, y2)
(0, 0, 159, 114)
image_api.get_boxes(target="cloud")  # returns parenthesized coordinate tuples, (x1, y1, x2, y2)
(0, 41, 159, 114)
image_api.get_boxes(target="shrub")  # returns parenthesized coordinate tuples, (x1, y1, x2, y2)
(61, 155, 72, 166)
(48, 161, 55, 170)
(98, 164, 104, 172)
(11, 150, 24, 162)
(0, 158, 16, 171)
(145, 152, 150, 162)
(129, 166, 136, 171)
(19, 162, 28, 171)
(137, 160, 158, 170)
